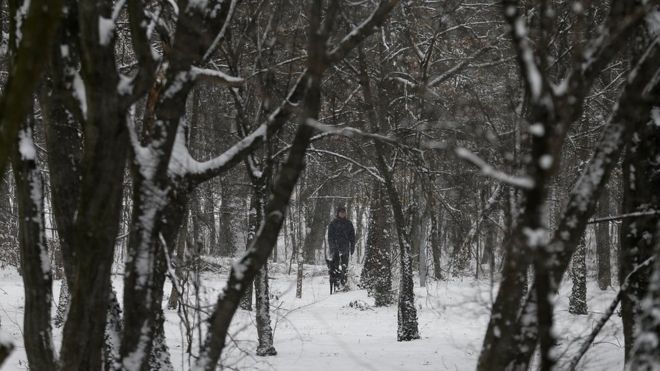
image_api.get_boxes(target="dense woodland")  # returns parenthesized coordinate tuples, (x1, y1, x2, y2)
(0, 0, 659, 370)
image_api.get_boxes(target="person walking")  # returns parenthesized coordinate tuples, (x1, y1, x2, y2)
(327, 206, 356, 290)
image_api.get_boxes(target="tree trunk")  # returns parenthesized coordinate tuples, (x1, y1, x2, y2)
(569, 234, 588, 315)
(596, 186, 611, 290)
(302, 183, 335, 264)
(418, 210, 428, 288)
(627, 220, 660, 369)
(103, 289, 122, 371)
(168, 210, 189, 310)
(430, 209, 442, 279)
(254, 262, 277, 356)
(11, 117, 56, 371)
(295, 226, 304, 298)
(0, 170, 18, 268)
(357, 47, 419, 341)
(620, 115, 659, 361)
(361, 180, 393, 307)
(219, 180, 238, 257)
(54, 278, 70, 328)
(59, 1, 131, 366)
(205, 181, 218, 255)
(372, 182, 393, 306)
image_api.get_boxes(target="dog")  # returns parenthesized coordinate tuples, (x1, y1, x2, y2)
(325, 247, 341, 295)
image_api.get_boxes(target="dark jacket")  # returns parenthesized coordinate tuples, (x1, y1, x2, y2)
(328, 217, 356, 255)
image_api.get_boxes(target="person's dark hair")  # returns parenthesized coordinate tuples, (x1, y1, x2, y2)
(336, 206, 346, 214)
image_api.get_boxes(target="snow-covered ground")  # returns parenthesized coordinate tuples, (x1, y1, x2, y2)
(0, 264, 625, 370)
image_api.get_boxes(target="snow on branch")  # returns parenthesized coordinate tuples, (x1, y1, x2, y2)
(504, 3, 544, 102)
(454, 147, 535, 189)
(98, 0, 127, 46)
(127, 106, 158, 179)
(308, 148, 384, 182)
(305, 118, 405, 148)
(201, 0, 237, 62)
(326, 0, 400, 64)
(186, 124, 267, 184)
(190, 66, 244, 86)
(577, 2, 653, 86)
(427, 46, 492, 88)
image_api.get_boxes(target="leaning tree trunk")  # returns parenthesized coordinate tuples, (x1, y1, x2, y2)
(569, 234, 588, 315)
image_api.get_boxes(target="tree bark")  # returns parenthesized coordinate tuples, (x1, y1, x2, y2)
(596, 186, 611, 290)
(59, 1, 133, 367)
(0, 0, 63, 176)
(11, 116, 57, 371)
(357, 47, 419, 341)
(620, 109, 659, 362)
(303, 183, 335, 264)
(628, 220, 660, 369)
(569, 234, 588, 315)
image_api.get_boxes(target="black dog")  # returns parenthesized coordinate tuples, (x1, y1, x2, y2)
(325, 248, 341, 294)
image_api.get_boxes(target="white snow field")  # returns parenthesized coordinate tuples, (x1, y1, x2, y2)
(0, 263, 625, 370)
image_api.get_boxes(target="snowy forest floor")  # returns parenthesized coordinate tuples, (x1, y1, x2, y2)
(0, 262, 625, 370)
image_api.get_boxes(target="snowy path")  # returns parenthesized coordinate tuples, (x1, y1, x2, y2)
(0, 266, 627, 370)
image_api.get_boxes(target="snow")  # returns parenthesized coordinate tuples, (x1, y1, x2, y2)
(60, 45, 70, 58)
(529, 123, 545, 137)
(455, 147, 535, 189)
(73, 72, 88, 120)
(168, 118, 265, 179)
(539, 154, 553, 170)
(118, 75, 134, 96)
(652, 107, 660, 127)
(98, 16, 115, 46)
(14, 0, 30, 47)
(18, 127, 36, 161)
(190, 66, 243, 86)
(513, 18, 542, 100)
(0, 265, 630, 370)
(647, 7, 660, 37)
(523, 227, 546, 249)
(122, 323, 150, 371)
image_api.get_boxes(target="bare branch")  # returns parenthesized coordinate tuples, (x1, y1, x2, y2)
(455, 147, 535, 189)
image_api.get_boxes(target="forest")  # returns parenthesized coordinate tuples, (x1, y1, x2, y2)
(0, 0, 659, 370)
